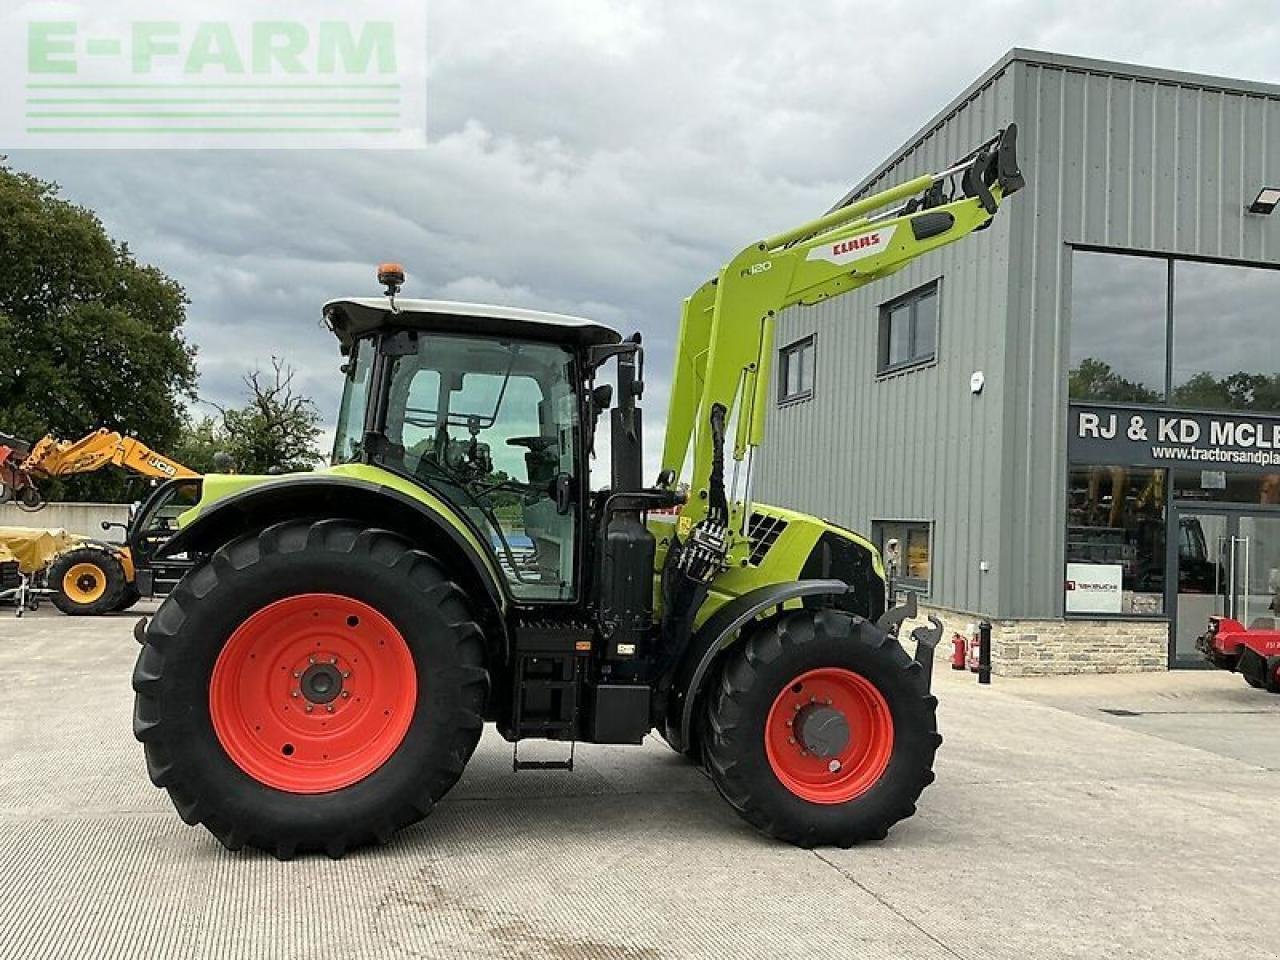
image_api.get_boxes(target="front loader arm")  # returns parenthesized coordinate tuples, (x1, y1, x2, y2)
(21, 428, 197, 482)
(661, 125, 1023, 561)
(113, 436, 199, 481)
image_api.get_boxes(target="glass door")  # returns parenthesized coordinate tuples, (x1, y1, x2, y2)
(1172, 509, 1280, 663)
(1172, 509, 1228, 663)
(1236, 515, 1280, 631)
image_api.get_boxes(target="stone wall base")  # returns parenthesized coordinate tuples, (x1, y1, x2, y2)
(905, 602, 1169, 677)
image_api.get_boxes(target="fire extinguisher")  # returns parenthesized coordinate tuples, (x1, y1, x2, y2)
(951, 634, 966, 670)
(966, 626, 981, 673)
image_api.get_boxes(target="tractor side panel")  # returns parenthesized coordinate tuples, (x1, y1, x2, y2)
(695, 503, 887, 628)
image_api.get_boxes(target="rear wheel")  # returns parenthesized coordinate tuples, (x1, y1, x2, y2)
(49, 547, 126, 616)
(132, 519, 489, 859)
(703, 609, 939, 847)
(111, 583, 142, 613)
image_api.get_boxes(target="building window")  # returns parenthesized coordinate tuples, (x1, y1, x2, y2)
(1064, 464, 1166, 616)
(878, 282, 938, 374)
(1069, 250, 1169, 404)
(1171, 260, 1280, 413)
(1069, 248, 1280, 415)
(778, 335, 815, 404)
(874, 520, 931, 593)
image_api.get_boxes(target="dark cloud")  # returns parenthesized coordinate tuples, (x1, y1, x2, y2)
(9, 0, 1280, 479)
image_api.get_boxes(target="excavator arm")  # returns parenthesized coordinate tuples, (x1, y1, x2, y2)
(660, 125, 1024, 565)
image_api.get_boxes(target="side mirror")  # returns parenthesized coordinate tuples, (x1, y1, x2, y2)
(586, 384, 615, 454)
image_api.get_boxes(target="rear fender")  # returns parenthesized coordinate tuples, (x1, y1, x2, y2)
(157, 475, 508, 656)
(664, 579, 849, 754)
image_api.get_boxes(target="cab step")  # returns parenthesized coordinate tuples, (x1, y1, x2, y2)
(512, 741, 576, 772)
(510, 646, 583, 772)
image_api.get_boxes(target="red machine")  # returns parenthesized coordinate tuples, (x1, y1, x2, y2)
(1197, 616, 1280, 693)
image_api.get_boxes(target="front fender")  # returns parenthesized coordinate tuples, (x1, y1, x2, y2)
(664, 578, 850, 754)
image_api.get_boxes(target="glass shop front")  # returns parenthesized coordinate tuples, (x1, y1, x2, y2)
(1065, 249, 1280, 665)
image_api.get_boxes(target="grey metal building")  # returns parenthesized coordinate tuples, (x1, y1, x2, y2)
(755, 49, 1280, 674)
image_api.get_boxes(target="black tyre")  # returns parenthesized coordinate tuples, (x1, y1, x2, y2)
(703, 609, 939, 847)
(112, 582, 142, 613)
(1265, 658, 1280, 694)
(132, 519, 489, 859)
(49, 546, 127, 616)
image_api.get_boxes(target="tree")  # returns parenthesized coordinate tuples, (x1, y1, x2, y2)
(1171, 371, 1280, 412)
(219, 358, 324, 473)
(176, 357, 324, 475)
(1068, 358, 1160, 404)
(0, 161, 196, 501)
(170, 415, 227, 475)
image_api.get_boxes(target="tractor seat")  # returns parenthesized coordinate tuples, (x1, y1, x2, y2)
(1248, 617, 1276, 631)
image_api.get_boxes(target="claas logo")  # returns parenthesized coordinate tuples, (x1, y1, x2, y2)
(831, 234, 881, 256)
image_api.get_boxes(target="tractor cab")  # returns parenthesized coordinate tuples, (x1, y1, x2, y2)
(323, 295, 623, 604)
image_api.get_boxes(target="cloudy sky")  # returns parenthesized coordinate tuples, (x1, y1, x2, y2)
(10, 0, 1280, 475)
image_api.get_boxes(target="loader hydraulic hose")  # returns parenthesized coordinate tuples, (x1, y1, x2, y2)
(706, 403, 728, 526)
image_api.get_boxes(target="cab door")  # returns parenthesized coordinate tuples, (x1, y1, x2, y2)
(379, 333, 583, 602)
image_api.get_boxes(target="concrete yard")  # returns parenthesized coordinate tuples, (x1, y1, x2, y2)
(1, 605, 1277, 960)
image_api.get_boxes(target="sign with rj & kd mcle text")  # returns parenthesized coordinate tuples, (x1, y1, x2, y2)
(1069, 403, 1280, 474)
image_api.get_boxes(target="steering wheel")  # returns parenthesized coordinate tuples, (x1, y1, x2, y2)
(506, 436, 557, 453)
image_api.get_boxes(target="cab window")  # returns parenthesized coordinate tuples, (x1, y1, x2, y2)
(383, 334, 579, 601)
(332, 340, 375, 465)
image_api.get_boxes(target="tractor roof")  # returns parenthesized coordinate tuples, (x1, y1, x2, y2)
(323, 298, 622, 350)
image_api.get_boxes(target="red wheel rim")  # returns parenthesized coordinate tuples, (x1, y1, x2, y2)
(764, 667, 894, 804)
(209, 594, 417, 794)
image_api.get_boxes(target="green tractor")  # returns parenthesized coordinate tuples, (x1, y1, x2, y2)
(133, 127, 1022, 858)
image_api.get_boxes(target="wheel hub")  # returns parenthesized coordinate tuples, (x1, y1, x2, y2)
(208, 594, 416, 794)
(63, 562, 107, 603)
(764, 667, 895, 805)
(794, 703, 850, 758)
(299, 661, 344, 705)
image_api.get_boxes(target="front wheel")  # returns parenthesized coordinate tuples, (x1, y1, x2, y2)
(703, 609, 940, 847)
(132, 519, 489, 859)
